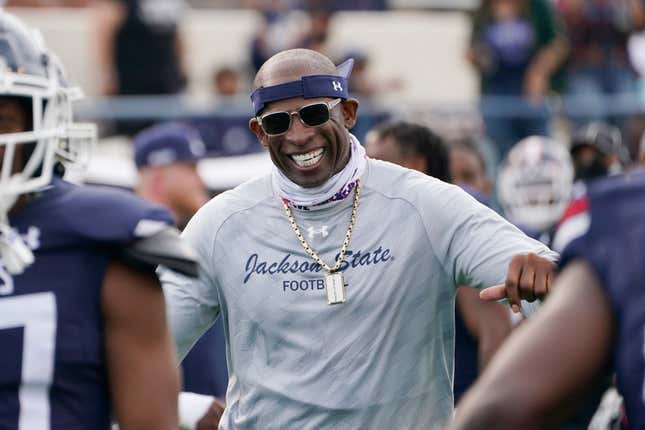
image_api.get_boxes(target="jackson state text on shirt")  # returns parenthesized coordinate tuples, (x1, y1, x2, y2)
(244, 246, 393, 284)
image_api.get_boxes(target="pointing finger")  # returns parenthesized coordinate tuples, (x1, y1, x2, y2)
(479, 284, 507, 301)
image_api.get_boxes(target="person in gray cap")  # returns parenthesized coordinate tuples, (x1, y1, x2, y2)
(134, 122, 210, 229)
(134, 121, 229, 429)
(161, 49, 558, 430)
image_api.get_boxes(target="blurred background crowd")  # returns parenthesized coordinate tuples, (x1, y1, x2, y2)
(4, 0, 645, 195)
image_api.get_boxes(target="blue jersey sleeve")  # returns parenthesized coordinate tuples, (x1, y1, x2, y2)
(59, 182, 174, 245)
(558, 172, 645, 428)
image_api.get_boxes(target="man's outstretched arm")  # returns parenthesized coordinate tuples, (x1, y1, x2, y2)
(448, 260, 614, 430)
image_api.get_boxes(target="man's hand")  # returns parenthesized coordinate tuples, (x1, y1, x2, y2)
(480, 253, 555, 313)
(196, 398, 225, 430)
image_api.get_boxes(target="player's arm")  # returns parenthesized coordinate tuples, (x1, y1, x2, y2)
(102, 261, 180, 430)
(447, 260, 615, 430)
(456, 287, 511, 370)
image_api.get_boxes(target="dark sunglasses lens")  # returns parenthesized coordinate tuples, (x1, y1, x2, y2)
(299, 103, 330, 126)
(262, 112, 291, 135)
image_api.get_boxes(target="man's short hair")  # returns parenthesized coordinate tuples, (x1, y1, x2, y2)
(373, 121, 450, 182)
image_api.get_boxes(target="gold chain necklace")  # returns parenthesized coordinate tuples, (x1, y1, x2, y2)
(281, 180, 361, 304)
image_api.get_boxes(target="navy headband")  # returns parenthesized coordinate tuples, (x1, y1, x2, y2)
(251, 58, 354, 116)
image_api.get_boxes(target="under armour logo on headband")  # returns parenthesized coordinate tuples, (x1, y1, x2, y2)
(250, 58, 354, 116)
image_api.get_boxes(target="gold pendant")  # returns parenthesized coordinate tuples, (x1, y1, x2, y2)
(325, 272, 346, 305)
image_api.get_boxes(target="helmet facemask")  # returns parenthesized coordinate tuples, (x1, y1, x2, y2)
(0, 12, 96, 274)
(497, 136, 574, 233)
(0, 45, 96, 218)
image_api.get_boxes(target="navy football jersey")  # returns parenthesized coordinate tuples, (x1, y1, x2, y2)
(453, 185, 495, 405)
(453, 299, 478, 405)
(0, 178, 173, 430)
(181, 319, 228, 398)
(556, 171, 645, 429)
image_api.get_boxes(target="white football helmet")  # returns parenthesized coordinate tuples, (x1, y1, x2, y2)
(497, 136, 574, 232)
(0, 11, 96, 217)
(0, 11, 96, 274)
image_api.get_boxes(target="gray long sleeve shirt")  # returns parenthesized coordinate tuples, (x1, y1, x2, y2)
(161, 159, 557, 430)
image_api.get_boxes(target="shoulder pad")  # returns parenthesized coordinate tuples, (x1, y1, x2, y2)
(53, 180, 175, 244)
(120, 226, 199, 278)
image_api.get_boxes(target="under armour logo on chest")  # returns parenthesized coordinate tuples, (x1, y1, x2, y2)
(307, 225, 329, 240)
(22, 227, 40, 250)
(0, 264, 13, 296)
(332, 81, 343, 92)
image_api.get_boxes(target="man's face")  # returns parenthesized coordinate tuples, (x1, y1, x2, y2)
(0, 97, 29, 176)
(250, 96, 357, 188)
(450, 147, 491, 195)
(164, 163, 209, 225)
(365, 135, 427, 173)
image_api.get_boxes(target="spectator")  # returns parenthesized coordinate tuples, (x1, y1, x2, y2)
(304, 0, 387, 10)
(93, 0, 187, 135)
(133, 122, 228, 429)
(468, 0, 568, 159)
(557, 0, 645, 124)
(5, 0, 89, 5)
(213, 66, 242, 97)
(300, 8, 332, 55)
(340, 50, 403, 99)
(448, 138, 493, 203)
(249, 1, 309, 73)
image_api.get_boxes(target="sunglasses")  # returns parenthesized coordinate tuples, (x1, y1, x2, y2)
(258, 98, 342, 136)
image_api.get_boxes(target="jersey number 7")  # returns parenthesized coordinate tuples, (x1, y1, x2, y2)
(0, 292, 57, 430)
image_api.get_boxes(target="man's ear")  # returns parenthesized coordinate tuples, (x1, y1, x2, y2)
(340, 98, 359, 130)
(249, 117, 269, 148)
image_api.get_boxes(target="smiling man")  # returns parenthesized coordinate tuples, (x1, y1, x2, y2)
(161, 49, 558, 430)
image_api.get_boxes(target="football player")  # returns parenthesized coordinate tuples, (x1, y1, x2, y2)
(0, 11, 195, 430)
(569, 121, 630, 182)
(447, 170, 645, 430)
(497, 135, 575, 244)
